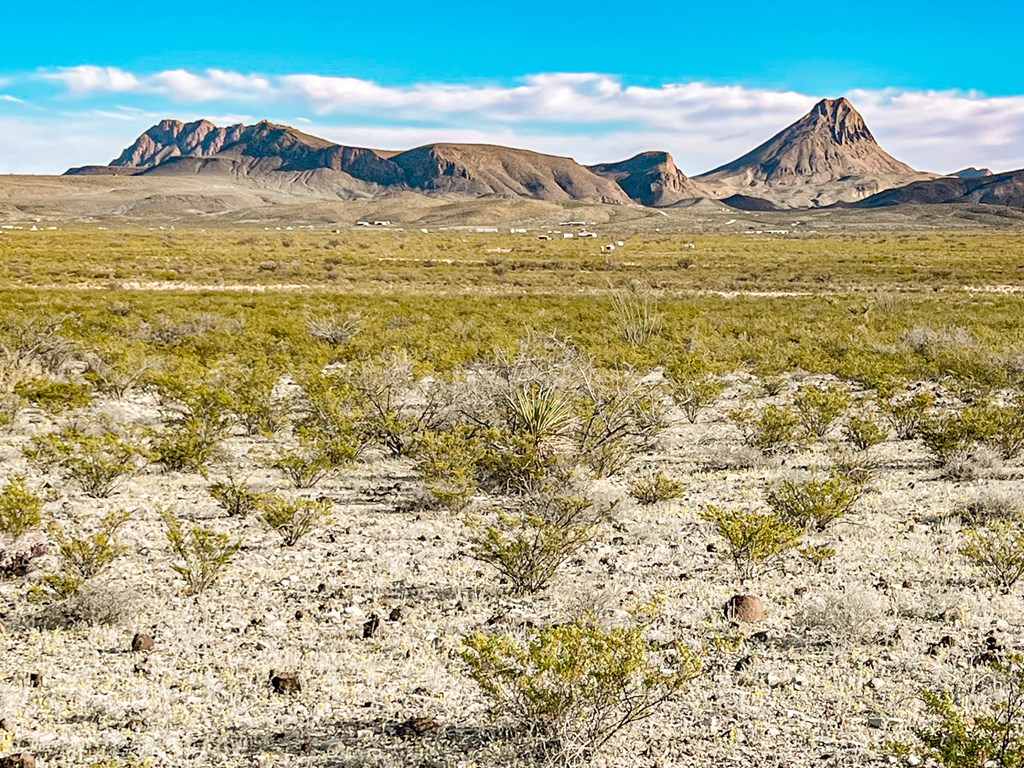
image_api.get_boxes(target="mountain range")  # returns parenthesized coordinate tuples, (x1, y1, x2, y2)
(65, 98, 1024, 212)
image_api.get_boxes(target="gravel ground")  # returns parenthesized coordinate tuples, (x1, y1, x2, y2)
(1, 375, 1022, 768)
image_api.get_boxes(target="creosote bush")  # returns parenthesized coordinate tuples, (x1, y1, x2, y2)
(257, 494, 332, 546)
(208, 476, 264, 518)
(461, 617, 700, 765)
(628, 470, 684, 505)
(14, 376, 92, 413)
(30, 508, 130, 603)
(151, 371, 236, 472)
(882, 390, 936, 440)
(844, 410, 888, 451)
(268, 440, 336, 489)
(766, 471, 863, 532)
(919, 405, 999, 472)
(414, 425, 481, 509)
(700, 505, 803, 580)
(0, 474, 46, 579)
(794, 381, 851, 438)
(466, 488, 610, 595)
(668, 367, 724, 424)
(0, 474, 44, 541)
(162, 510, 241, 596)
(891, 656, 1024, 768)
(961, 517, 1024, 591)
(731, 403, 804, 456)
(25, 423, 144, 497)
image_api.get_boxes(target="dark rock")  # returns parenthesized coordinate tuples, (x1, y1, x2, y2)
(394, 716, 441, 738)
(270, 671, 302, 695)
(131, 632, 155, 653)
(363, 614, 381, 638)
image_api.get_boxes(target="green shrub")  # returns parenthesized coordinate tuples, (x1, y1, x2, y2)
(152, 373, 234, 472)
(477, 428, 564, 494)
(794, 382, 851, 438)
(29, 508, 130, 602)
(413, 426, 481, 509)
(462, 619, 699, 764)
(162, 510, 241, 596)
(700, 505, 802, 580)
(268, 440, 336, 489)
(208, 476, 264, 518)
(14, 377, 92, 413)
(224, 361, 286, 436)
(919, 406, 999, 469)
(731, 403, 804, 456)
(890, 657, 1024, 768)
(669, 370, 724, 424)
(257, 494, 332, 546)
(83, 342, 156, 398)
(628, 471, 684, 505)
(882, 390, 936, 440)
(294, 372, 366, 461)
(467, 490, 608, 595)
(766, 471, 863, 532)
(843, 411, 888, 450)
(984, 401, 1024, 460)
(0, 475, 44, 541)
(25, 424, 145, 497)
(961, 518, 1024, 590)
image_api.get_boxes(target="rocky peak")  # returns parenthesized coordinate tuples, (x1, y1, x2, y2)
(807, 97, 875, 145)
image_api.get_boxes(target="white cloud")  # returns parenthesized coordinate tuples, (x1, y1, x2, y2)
(0, 94, 24, 103)
(45, 65, 141, 94)
(9, 67, 1024, 174)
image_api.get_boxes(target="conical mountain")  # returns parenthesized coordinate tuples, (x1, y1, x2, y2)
(589, 151, 711, 206)
(698, 97, 933, 207)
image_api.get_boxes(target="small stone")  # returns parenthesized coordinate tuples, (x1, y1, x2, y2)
(867, 677, 885, 690)
(123, 718, 147, 732)
(394, 716, 441, 738)
(723, 594, 765, 623)
(363, 614, 381, 638)
(0, 719, 10, 734)
(867, 716, 885, 729)
(734, 655, 754, 672)
(131, 632, 155, 653)
(28, 673, 42, 688)
(294, 610, 307, 621)
(270, 671, 302, 695)
(388, 606, 402, 622)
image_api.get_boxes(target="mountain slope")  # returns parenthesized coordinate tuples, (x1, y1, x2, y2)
(389, 143, 630, 203)
(697, 97, 932, 207)
(853, 168, 1024, 209)
(68, 120, 633, 205)
(589, 152, 710, 206)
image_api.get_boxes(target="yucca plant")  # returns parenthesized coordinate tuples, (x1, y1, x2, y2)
(504, 385, 573, 447)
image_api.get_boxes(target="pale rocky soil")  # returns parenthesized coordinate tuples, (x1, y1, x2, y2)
(1, 374, 1022, 767)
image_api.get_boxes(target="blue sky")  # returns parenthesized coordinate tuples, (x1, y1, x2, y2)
(1, 1, 1023, 174)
